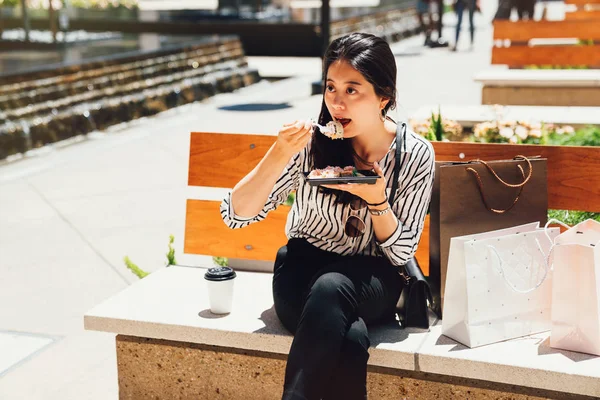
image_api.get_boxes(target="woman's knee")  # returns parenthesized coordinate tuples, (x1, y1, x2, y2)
(343, 318, 370, 355)
(306, 272, 357, 309)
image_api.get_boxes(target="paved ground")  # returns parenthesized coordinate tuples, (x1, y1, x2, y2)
(0, 3, 499, 399)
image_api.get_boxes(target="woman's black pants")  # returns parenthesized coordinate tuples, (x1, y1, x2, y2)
(272, 239, 403, 400)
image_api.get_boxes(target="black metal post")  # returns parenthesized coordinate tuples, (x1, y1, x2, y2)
(49, 0, 57, 43)
(311, 0, 330, 95)
(321, 0, 330, 56)
(21, 0, 30, 42)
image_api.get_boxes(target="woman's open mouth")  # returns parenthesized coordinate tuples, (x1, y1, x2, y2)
(336, 118, 352, 128)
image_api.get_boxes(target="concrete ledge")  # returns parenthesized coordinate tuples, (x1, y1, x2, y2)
(419, 326, 599, 397)
(411, 105, 600, 129)
(84, 266, 600, 398)
(481, 86, 600, 107)
(474, 70, 600, 88)
(116, 335, 582, 399)
(474, 70, 600, 106)
(84, 266, 430, 372)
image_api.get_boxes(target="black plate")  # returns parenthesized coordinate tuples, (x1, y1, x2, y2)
(302, 170, 380, 185)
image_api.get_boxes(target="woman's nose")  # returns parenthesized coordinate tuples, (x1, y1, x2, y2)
(331, 94, 345, 109)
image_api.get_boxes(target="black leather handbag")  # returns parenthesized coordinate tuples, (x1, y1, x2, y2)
(389, 123, 433, 329)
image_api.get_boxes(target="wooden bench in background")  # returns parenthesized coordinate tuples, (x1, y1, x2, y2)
(565, 0, 600, 20)
(84, 131, 600, 399)
(491, 11, 600, 69)
(474, 69, 600, 106)
(481, 1, 600, 106)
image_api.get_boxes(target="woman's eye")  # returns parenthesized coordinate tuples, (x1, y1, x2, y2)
(346, 87, 356, 94)
(326, 85, 335, 92)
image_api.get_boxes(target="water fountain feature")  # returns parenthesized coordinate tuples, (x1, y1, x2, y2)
(0, 35, 260, 160)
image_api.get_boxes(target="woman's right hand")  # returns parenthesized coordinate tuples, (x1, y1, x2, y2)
(275, 119, 313, 157)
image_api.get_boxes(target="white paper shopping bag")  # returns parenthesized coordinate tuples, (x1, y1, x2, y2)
(442, 222, 560, 348)
(549, 219, 600, 356)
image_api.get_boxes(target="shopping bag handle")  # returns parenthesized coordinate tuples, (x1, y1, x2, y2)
(466, 155, 533, 214)
(542, 218, 572, 271)
(544, 218, 570, 244)
(486, 237, 550, 294)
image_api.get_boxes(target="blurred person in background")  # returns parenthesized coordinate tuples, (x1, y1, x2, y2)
(451, 0, 480, 51)
(416, 0, 435, 46)
(493, 0, 535, 20)
(516, 0, 536, 20)
(494, 0, 515, 19)
(422, 0, 449, 47)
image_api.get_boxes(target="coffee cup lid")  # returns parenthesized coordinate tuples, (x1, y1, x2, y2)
(204, 267, 236, 281)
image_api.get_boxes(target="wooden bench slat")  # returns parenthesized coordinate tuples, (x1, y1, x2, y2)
(189, 132, 600, 212)
(491, 45, 600, 68)
(184, 199, 290, 261)
(493, 20, 600, 41)
(188, 132, 276, 188)
(433, 141, 600, 212)
(565, 10, 600, 20)
(565, 0, 600, 5)
(184, 199, 431, 274)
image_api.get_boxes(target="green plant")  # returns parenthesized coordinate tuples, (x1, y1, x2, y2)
(431, 109, 444, 142)
(166, 234, 176, 266)
(284, 192, 296, 206)
(472, 115, 591, 145)
(123, 256, 149, 279)
(545, 125, 600, 147)
(70, 0, 139, 9)
(0, 0, 20, 7)
(409, 109, 463, 142)
(548, 210, 600, 225)
(577, 39, 594, 46)
(212, 256, 229, 267)
(124, 234, 177, 279)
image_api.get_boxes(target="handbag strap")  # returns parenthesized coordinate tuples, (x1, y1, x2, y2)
(389, 122, 407, 206)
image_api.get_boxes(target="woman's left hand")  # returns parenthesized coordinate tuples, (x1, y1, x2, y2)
(321, 161, 388, 205)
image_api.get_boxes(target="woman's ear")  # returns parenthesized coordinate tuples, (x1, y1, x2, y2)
(380, 97, 390, 111)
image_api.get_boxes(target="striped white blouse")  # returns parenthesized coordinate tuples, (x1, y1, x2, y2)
(220, 128, 435, 267)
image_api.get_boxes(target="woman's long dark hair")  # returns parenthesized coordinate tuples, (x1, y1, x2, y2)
(310, 32, 398, 203)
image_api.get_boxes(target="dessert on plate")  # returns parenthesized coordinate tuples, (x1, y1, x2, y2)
(307, 166, 362, 179)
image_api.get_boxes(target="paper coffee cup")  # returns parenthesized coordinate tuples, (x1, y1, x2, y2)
(204, 267, 236, 314)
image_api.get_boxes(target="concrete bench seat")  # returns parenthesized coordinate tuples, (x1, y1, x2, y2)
(475, 70, 600, 88)
(83, 132, 600, 398)
(84, 265, 600, 399)
(411, 104, 600, 129)
(474, 69, 600, 107)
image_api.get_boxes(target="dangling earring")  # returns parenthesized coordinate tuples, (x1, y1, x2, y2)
(379, 108, 386, 122)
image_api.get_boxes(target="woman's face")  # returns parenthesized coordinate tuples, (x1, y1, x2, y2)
(324, 59, 388, 138)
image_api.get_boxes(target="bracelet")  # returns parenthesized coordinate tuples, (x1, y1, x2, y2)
(368, 206, 391, 216)
(366, 197, 388, 207)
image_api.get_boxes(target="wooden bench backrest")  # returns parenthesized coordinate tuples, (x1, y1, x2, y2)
(185, 132, 600, 274)
(492, 20, 600, 42)
(564, 0, 600, 22)
(491, 20, 600, 68)
(565, 10, 600, 21)
(566, 0, 600, 4)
